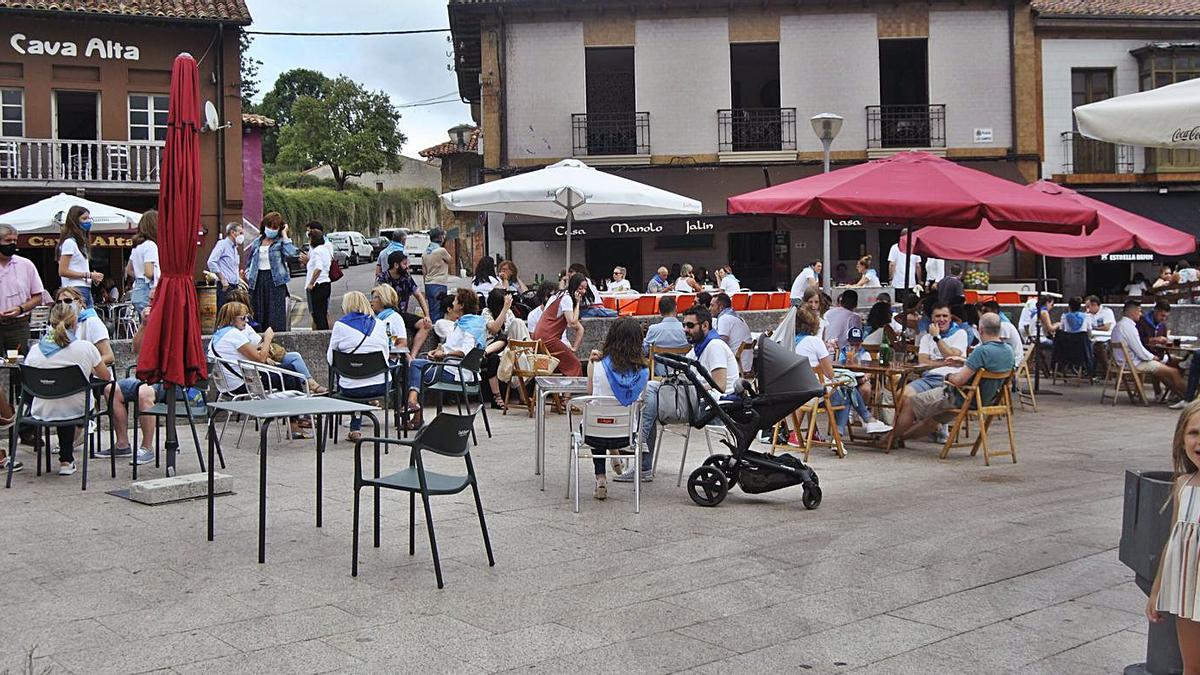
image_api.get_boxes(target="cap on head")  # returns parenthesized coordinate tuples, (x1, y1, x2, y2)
(847, 326, 864, 343)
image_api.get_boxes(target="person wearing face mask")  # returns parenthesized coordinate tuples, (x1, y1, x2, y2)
(57, 205, 103, 308)
(207, 221, 245, 309)
(244, 212, 299, 332)
(0, 223, 48, 355)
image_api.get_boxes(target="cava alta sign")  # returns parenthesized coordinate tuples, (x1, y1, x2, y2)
(9, 33, 140, 60)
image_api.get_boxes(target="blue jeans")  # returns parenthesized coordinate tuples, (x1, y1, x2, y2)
(425, 284, 448, 322)
(340, 383, 388, 431)
(131, 279, 151, 313)
(278, 352, 312, 380)
(581, 306, 618, 318)
(831, 387, 874, 436)
(635, 380, 661, 472)
(1186, 356, 1200, 401)
(407, 358, 458, 393)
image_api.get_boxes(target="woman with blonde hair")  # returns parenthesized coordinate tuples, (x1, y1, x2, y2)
(55, 286, 114, 367)
(327, 291, 390, 441)
(57, 205, 103, 308)
(674, 263, 703, 293)
(245, 212, 299, 332)
(128, 209, 159, 313)
(852, 255, 880, 287)
(498, 260, 527, 293)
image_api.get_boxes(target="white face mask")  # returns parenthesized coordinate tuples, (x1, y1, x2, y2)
(234, 233, 246, 246)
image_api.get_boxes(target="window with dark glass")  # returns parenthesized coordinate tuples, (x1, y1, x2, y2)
(1, 88, 22, 137)
(129, 94, 169, 141)
(1134, 45, 1200, 172)
(1070, 68, 1117, 173)
(722, 43, 792, 152)
(577, 48, 643, 155)
(871, 39, 944, 148)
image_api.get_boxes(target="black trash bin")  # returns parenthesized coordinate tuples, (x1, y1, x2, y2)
(1120, 469, 1183, 675)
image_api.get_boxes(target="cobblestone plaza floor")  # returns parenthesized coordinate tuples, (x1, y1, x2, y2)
(2, 385, 1164, 673)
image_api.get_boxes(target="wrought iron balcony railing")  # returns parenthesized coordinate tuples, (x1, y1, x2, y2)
(0, 137, 164, 186)
(717, 108, 797, 153)
(866, 104, 946, 149)
(1060, 131, 1134, 174)
(571, 112, 650, 157)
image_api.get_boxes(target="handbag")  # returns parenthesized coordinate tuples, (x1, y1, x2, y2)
(656, 372, 699, 425)
(329, 257, 344, 282)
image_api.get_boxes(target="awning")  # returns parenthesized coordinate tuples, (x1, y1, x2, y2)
(1080, 190, 1200, 242)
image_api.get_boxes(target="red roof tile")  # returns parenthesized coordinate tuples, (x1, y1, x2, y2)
(419, 126, 480, 158)
(241, 113, 275, 129)
(0, 0, 251, 23)
(1032, 0, 1200, 17)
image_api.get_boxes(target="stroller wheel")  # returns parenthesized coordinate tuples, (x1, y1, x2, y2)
(802, 484, 822, 510)
(688, 466, 729, 507)
(702, 455, 737, 488)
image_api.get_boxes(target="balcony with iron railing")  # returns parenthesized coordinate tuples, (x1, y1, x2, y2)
(571, 112, 650, 159)
(1060, 131, 1134, 175)
(717, 108, 797, 154)
(0, 138, 164, 189)
(866, 104, 946, 149)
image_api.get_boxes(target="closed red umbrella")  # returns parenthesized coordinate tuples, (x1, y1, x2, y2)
(903, 180, 1196, 260)
(136, 53, 206, 474)
(727, 151, 1098, 234)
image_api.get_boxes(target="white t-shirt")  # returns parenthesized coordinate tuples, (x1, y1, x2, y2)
(794, 335, 830, 368)
(887, 244, 922, 289)
(76, 313, 110, 347)
(378, 310, 407, 345)
(471, 276, 500, 295)
(674, 277, 694, 293)
(691, 338, 739, 397)
(256, 244, 271, 271)
(790, 267, 818, 298)
(998, 320, 1025, 360)
(59, 238, 90, 288)
(130, 240, 160, 286)
(718, 275, 740, 295)
(25, 339, 102, 421)
(918, 329, 970, 377)
(715, 310, 752, 371)
(1085, 306, 1116, 332)
(1179, 268, 1199, 284)
(925, 257, 945, 284)
(862, 269, 881, 286)
(441, 326, 481, 383)
(589, 358, 645, 404)
(209, 326, 252, 391)
(608, 279, 632, 293)
(326, 318, 390, 389)
(306, 244, 332, 285)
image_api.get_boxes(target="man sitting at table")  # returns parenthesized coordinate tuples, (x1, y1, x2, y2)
(647, 266, 670, 294)
(893, 312, 1014, 441)
(1138, 299, 1172, 350)
(711, 293, 752, 372)
(824, 289, 863, 350)
(1084, 295, 1115, 333)
(643, 295, 688, 375)
(906, 302, 969, 396)
(979, 301, 1024, 361)
(1113, 300, 1186, 398)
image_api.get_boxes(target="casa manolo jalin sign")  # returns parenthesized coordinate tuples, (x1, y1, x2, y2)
(511, 218, 718, 240)
(9, 33, 141, 60)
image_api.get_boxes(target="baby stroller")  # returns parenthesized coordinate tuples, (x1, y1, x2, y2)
(653, 337, 824, 509)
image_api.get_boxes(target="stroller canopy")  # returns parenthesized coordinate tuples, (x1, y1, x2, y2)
(753, 337, 824, 427)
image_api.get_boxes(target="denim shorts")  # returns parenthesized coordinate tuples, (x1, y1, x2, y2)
(908, 373, 946, 394)
(117, 378, 165, 403)
(131, 279, 151, 313)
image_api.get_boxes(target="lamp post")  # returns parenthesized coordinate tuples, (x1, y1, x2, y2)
(448, 123, 474, 151)
(810, 113, 843, 292)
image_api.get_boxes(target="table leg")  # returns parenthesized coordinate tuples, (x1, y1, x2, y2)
(538, 389, 550, 491)
(315, 414, 323, 528)
(534, 385, 544, 478)
(884, 374, 912, 452)
(258, 417, 272, 564)
(365, 412, 381, 549)
(207, 417, 217, 542)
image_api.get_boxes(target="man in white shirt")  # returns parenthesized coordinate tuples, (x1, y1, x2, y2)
(906, 302, 969, 396)
(1112, 300, 1185, 397)
(710, 293, 753, 372)
(924, 257, 945, 287)
(1084, 295, 1115, 333)
(980, 300, 1024, 361)
(823, 289, 863, 350)
(790, 260, 822, 300)
(887, 229, 922, 293)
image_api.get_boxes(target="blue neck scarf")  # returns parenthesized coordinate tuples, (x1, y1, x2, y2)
(456, 313, 486, 349)
(38, 332, 74, 358)
(650, 273, 664, 287)
(78, 307, 98, 323)
(999, 312, 1012, 324)
(601, 356, 648, 407)
(691, 328, 721, 359)
(1144, 313, 1165, 334)
(338, 312, 376, 336)
(377, 308, 397, 322)
(425, 242, 438, 255)
(940, 321, 962, 339)
(794, 331, 811, 348)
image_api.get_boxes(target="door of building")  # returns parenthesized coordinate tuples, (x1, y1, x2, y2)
(729, 231, 774, 291)
(53, 90, 99, 181)
(585, 237, 643, 291)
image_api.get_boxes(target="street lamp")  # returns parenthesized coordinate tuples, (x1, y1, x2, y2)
(448, 123, 474, 151)
(810, 113, 843, 292)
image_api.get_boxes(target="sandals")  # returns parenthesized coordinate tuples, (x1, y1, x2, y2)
(0, 416, 13, 431)
(347, 431, 363, 442)
(307, 380, 328, 395)
(404, 406, 423, 431)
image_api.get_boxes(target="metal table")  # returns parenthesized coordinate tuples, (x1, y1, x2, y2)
(533, 376, 589, 491)
(205, 397, 379, 563)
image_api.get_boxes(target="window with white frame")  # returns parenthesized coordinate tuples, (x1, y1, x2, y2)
(128, 93, 169, 141)
(1, 88, 23, 137)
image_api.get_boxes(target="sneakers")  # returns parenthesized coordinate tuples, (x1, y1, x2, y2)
(929, 429, 949, 444)
(2, 458, 22, 473)
(863, 420, 893, 435)
(612, 466, 654, 483)
(131, 448, 154, 465)
(58, 462, 77, 476)
(1170, 399, 1190, 410)
(93, 446, 112, 458)
(610, 458, 626, 476)
(112, 445, 134, 458)
(594, 481, 608, 500)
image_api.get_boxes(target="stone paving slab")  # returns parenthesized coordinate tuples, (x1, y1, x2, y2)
(1, 384, 1174, 673)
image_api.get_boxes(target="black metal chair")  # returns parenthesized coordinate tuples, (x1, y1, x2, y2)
(1051, 330, 1093, 384)
(351, 411, 493, 588)
(7, 364, 102, 490)
(86, 365, 120, 480)
(329, 350, 402, 442)
(417, 348, 491, 445)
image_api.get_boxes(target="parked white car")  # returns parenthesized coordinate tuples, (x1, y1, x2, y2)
(404, 231, 431, 274)
(326, 231, 373, 266)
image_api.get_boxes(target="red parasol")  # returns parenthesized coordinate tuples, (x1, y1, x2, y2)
(726, 151, 1099, 234)
(902, 180, 1196, 260)
(137, 53, 207, 388)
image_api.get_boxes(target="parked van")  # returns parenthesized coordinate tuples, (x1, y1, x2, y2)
(405, 231, 431, 274)
(326, 231, 373, 266)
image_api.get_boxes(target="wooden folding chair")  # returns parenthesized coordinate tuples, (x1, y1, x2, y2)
(1100, 341, 1150, 406)
(770, 373, 846, 460)
(648, 344, 692, 383)
(735, 340, 756, 382)
(940, 369, 1017, 465)
(1014, 343, 1037, 411)
(503, 338, 550, 417)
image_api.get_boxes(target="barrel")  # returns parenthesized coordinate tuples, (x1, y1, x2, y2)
(197, 283, 217, 333)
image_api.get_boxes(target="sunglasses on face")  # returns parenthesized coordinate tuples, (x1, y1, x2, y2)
(55, 298, 75, 305)
(683, 321, 699, 329)
(237, 315, 250, 323)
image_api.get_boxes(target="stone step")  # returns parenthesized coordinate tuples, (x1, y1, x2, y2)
(129, 472, 232, 505)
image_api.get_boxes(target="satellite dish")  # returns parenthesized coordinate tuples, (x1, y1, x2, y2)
(203, 101, 223, 132)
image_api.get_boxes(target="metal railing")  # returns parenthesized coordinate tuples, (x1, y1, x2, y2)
(866, 104, 946, 149)
(1146, 146, 1200, 173)
(0, 138, 164, 184)
(1060, 131, 1134, 174)
(717, 108, 797, 153)
(571, 112, 650, 156)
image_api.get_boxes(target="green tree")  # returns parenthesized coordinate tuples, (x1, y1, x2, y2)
(275, 76, 407, 191)
(258, 68, 331, 163)
(238, 29, 262, 109)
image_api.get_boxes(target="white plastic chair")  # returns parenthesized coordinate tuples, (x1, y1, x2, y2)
(567, 396, 643, 513)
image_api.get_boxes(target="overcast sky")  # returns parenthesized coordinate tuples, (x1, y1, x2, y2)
(243, 0, 471, 157)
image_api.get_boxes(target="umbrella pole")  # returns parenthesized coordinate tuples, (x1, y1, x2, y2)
(904, 226, 914, 296)
(565, 210, 573, 273)
(165, 383, 178, 477)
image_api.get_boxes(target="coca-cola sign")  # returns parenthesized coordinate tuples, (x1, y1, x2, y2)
(1172, 126, 1200, 144)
